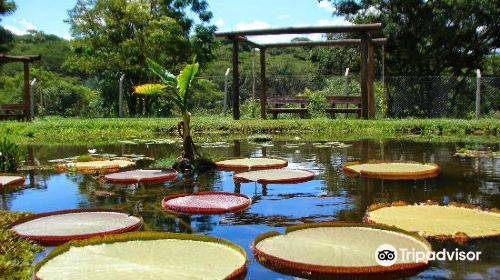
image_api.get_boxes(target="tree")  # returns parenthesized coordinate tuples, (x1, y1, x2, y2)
(65, 0, 218, 116)
(0, 0, 16, 53)
(134, 58, 200, 168)
(324, 0, 500, 76)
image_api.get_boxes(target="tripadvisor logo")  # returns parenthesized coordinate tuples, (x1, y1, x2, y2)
(375, 244, 481, 267)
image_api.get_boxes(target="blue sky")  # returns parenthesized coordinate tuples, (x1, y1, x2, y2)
(1, 0, 348, 43)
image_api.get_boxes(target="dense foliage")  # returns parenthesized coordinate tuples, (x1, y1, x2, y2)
(0, 210, 43, 280)
(65, 0, 218, 116)
(0, 0, 498, 119)
(322, 0, 500, 117)
(0, 0, 16, 53)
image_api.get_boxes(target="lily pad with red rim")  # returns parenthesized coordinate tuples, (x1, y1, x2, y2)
(0, 175, 24, 188)
(253, 222, 432, 280)
(343, 161, 439, 180)
(215, 157, 288, 170)
(162, 191, 252, 214)
(9, 209, 142, 246)
(34, 231, 247, 280)
(233, 169, 315, 184)
(102, 169, 178, 184)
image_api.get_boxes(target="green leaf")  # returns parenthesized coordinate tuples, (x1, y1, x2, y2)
(146, 58, 177, 87)
(133, 84, 167, 95)
(177, 60, 199, 107)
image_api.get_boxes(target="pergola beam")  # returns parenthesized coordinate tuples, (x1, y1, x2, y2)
(263, 38, 387, 48)
(236, 36, 264, 49)
(216, 23, 382, 37)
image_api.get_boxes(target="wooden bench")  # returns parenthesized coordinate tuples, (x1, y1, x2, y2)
(325, 96, 362, 118)
(267, 97, 309, 119)
(0, 104, 27, 120)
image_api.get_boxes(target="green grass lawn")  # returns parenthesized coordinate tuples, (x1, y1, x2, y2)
(0, 116, 498, 144)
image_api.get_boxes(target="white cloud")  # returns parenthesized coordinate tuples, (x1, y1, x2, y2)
(19, 19, 36, 30)
(215, 17, 224, 27)
(4, 18, 37, 35)
(4, 25, 25, 35)
(318, 1, 336, 12)
(277, 14, 291, 20)
(234, 20, 272, 31)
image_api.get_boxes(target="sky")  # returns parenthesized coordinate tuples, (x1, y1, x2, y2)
(1, 0, 348, 43)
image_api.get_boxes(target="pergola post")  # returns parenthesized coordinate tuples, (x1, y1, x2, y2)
(23, 61, 31, 120)
(367, 38, 375, 119)
(360, 32, 369, 119)
(232, 37, 240, 120)
(260, 47, 267, 119)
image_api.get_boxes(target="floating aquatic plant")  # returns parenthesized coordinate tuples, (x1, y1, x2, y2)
(0, 175, 25, 188)
(365, 202, 500, 243)
(253, 222, 431, 279)
(162, 192, 252, 214)
(343, 160, 439, 180)
(234, 169, 315, 184)
(10, 209, 142, 246)
(215, 157, 288, 170)
(34, 231, 247, 280)
(102, 169, 178, 184)
(455, 148, 500, 158)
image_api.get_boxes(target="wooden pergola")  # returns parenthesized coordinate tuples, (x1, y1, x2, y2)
(215, 24, 386, 120)
(0, 54, 41, 120)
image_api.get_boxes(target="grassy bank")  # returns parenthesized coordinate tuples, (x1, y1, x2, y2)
(0, 117, 498, 144)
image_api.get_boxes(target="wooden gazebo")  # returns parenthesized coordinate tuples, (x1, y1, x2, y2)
(215, 24, 386, 120)
(0, 54, 41, 121)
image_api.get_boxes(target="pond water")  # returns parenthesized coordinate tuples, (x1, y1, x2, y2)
(2, 138, 500, 280)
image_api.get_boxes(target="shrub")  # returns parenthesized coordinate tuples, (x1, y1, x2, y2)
(0, 138, 26, 172)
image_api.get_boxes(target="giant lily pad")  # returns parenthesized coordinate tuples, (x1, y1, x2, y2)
(253, 222, 431, 279)
(162, 191, 251, 214)
(56, 160, 135, 172)
(0, 175, 24, 188)
(234, 169, 315, 184)
(10, 209, 142, 246)
(365, 203, 500, 243)
(34, 232, 247, 280)
(216, 158, 287, 170)
(343, 161, 439, 180)
(102, 169, 178, 184)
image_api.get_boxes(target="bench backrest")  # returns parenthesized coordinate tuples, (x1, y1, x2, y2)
(268, 97, 309, 105)
(326, 96, 361, 105)
(0, 103, 26, 110)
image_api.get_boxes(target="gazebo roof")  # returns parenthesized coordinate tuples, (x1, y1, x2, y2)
(0, 54, 42, 63)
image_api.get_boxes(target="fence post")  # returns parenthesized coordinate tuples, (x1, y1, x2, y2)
(223, 68, 231, 116)
(119, 74, 125, 118)
(30, 78, 37, 118)
(476, 69, 481, 119)
(344, 68, 350, 96)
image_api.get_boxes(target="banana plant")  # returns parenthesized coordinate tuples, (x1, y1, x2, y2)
(134, 58, 199, 166)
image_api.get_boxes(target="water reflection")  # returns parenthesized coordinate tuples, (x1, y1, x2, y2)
(1, 139, 500, 280)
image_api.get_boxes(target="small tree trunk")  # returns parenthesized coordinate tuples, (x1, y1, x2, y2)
(182, 111, 195, 162)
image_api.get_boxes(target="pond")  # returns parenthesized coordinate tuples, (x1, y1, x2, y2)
(2, 138, 500, 280)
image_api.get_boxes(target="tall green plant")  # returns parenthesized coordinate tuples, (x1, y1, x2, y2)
(0, 138, 25, 172)
(134, 58, 199, 167)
